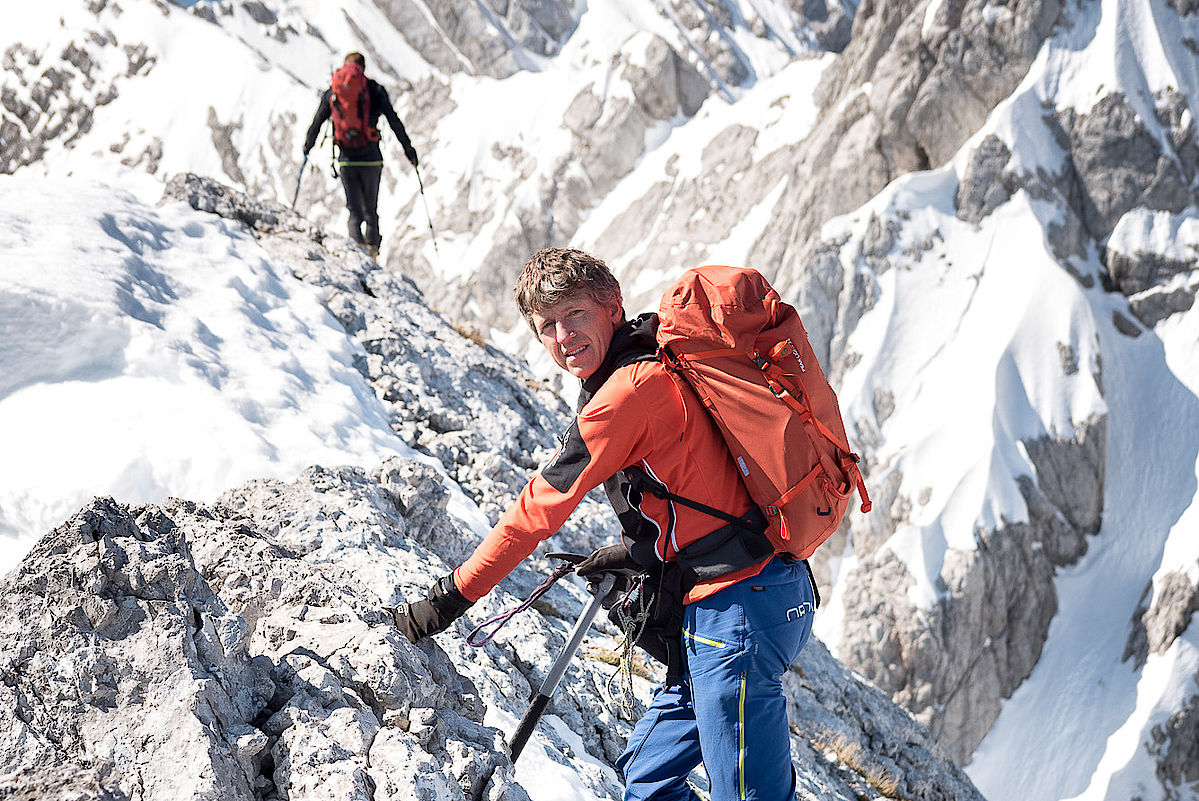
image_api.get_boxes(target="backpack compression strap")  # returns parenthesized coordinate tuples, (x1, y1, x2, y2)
(623, 466, 774, 580)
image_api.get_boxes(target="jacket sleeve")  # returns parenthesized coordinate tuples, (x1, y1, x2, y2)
(372, 83, 415, 155)
(303, 90, 331, 154)
(452, 369, 666, 602)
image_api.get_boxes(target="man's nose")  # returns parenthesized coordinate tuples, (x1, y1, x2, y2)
(555, 322, 575, 342)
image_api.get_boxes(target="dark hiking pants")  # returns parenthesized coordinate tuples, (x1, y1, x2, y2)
(339, 163, 382, 248)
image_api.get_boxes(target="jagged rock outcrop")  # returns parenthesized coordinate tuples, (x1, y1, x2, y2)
(0, 457, 985, 800)
(582, 0, 1069, 320)
(373, 0, 582, 78)
(955, 134, 1020, 225)
(1104, 208, 1199, 329)
(1125, 566, 1199, 668)
(1148, 691, 1199, 800)
(0, 469, 535, 801)
(1056, 94, 1193, 241)
(755, 0, 1068, 290)
(0, 8, 137, 175)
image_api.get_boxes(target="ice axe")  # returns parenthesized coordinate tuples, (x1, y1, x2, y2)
(507, 571, 615, 763)
(468, 564, 614, 800)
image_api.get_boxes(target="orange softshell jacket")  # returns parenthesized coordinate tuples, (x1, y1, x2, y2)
(453, 358, 769, 604)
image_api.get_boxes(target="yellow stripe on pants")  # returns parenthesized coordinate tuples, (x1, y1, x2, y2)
(739, 671, 748, 799)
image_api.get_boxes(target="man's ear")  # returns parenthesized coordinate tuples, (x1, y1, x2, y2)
(605, 296, 625, 325)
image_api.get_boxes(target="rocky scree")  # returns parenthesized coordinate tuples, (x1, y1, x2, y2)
(0, 457, 987, 800)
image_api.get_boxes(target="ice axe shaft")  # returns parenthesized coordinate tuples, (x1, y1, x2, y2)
(506, 574, 614, 764)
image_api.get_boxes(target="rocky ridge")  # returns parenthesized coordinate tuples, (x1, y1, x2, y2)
(0, 463, 984, 800)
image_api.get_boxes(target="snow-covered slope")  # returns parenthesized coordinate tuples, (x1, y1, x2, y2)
(0, 171, 415, 574)
(3, 0, 1199, 799)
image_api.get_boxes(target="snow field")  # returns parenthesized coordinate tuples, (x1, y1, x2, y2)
(0, 172, 414, 574)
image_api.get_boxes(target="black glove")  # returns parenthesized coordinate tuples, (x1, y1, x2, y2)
(391, 574, 473, 642)
(575, 544, 642, 608)
(405, 147, 419, 168)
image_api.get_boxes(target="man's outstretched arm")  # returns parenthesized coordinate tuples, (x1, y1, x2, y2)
(302, 90, 332, 155)
(374, 84, 418, 166)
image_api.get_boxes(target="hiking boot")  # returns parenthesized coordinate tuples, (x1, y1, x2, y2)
(364, 244, 379, 259)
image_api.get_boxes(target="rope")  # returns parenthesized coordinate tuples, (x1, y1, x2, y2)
(466, 560, 578, 647)
(605, 575, 653, 718)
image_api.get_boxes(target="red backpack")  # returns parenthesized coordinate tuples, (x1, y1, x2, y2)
(329, 63, 380, 150)
(657, 265, 871, 559)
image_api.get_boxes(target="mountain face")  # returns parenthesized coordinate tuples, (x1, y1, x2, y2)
(0, 177, 982, 801)
(3, 1, 1199, 800)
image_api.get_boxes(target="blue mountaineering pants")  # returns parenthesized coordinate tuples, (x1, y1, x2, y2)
(616, 556, 816, 801)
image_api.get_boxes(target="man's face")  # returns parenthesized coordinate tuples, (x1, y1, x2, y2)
(531, 292, 624, 380)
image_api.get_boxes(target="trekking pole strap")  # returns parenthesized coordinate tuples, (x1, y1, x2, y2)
(466, 556, 584, 647)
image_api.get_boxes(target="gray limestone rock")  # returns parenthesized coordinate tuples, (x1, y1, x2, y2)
(1125, 568, 1199, 669)
(792, 0, 856, 52)
(1107, 249, 1195, 296)
(955, 134, 1019, 224)
(398, 31, 714, 336)
(372, 0, 581, 77)
(786, 639, 984, 801)
(0, 458, 985, 801)
(159, 174, 611, 547)
(1057, 94, 1193, 240)
(1129, 284, 1198, 328)
(1148, 690, 1199, 798)
(1, 169, 987, 800)
(755, 0, 1068, 287)
(0, 498, 274, 801)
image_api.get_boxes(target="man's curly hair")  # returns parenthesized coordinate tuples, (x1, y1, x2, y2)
(515, 248, 623, 331)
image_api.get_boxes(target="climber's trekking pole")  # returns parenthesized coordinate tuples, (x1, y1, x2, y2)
(507, 573, 615, 763)
(290, 154, 308, 209)
(414, 164, 440, 256)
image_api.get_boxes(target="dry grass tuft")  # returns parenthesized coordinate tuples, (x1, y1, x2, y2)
(810, 728, 903, 799)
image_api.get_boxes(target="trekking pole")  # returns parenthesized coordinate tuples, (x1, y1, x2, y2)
(414, 164, 440, 256)
(507, 573, 615, 763)
(290, 153, 308, 209)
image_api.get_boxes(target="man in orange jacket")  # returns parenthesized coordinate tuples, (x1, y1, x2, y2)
(394, 248, 815, 800)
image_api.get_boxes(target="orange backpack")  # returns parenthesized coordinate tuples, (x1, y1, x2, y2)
(657, 265, 871, 559)
(329, 63, 380, 150)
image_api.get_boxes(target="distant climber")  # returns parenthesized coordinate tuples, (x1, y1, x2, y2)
(393, 247, 820, 801)
(302, 52, 418, 259)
